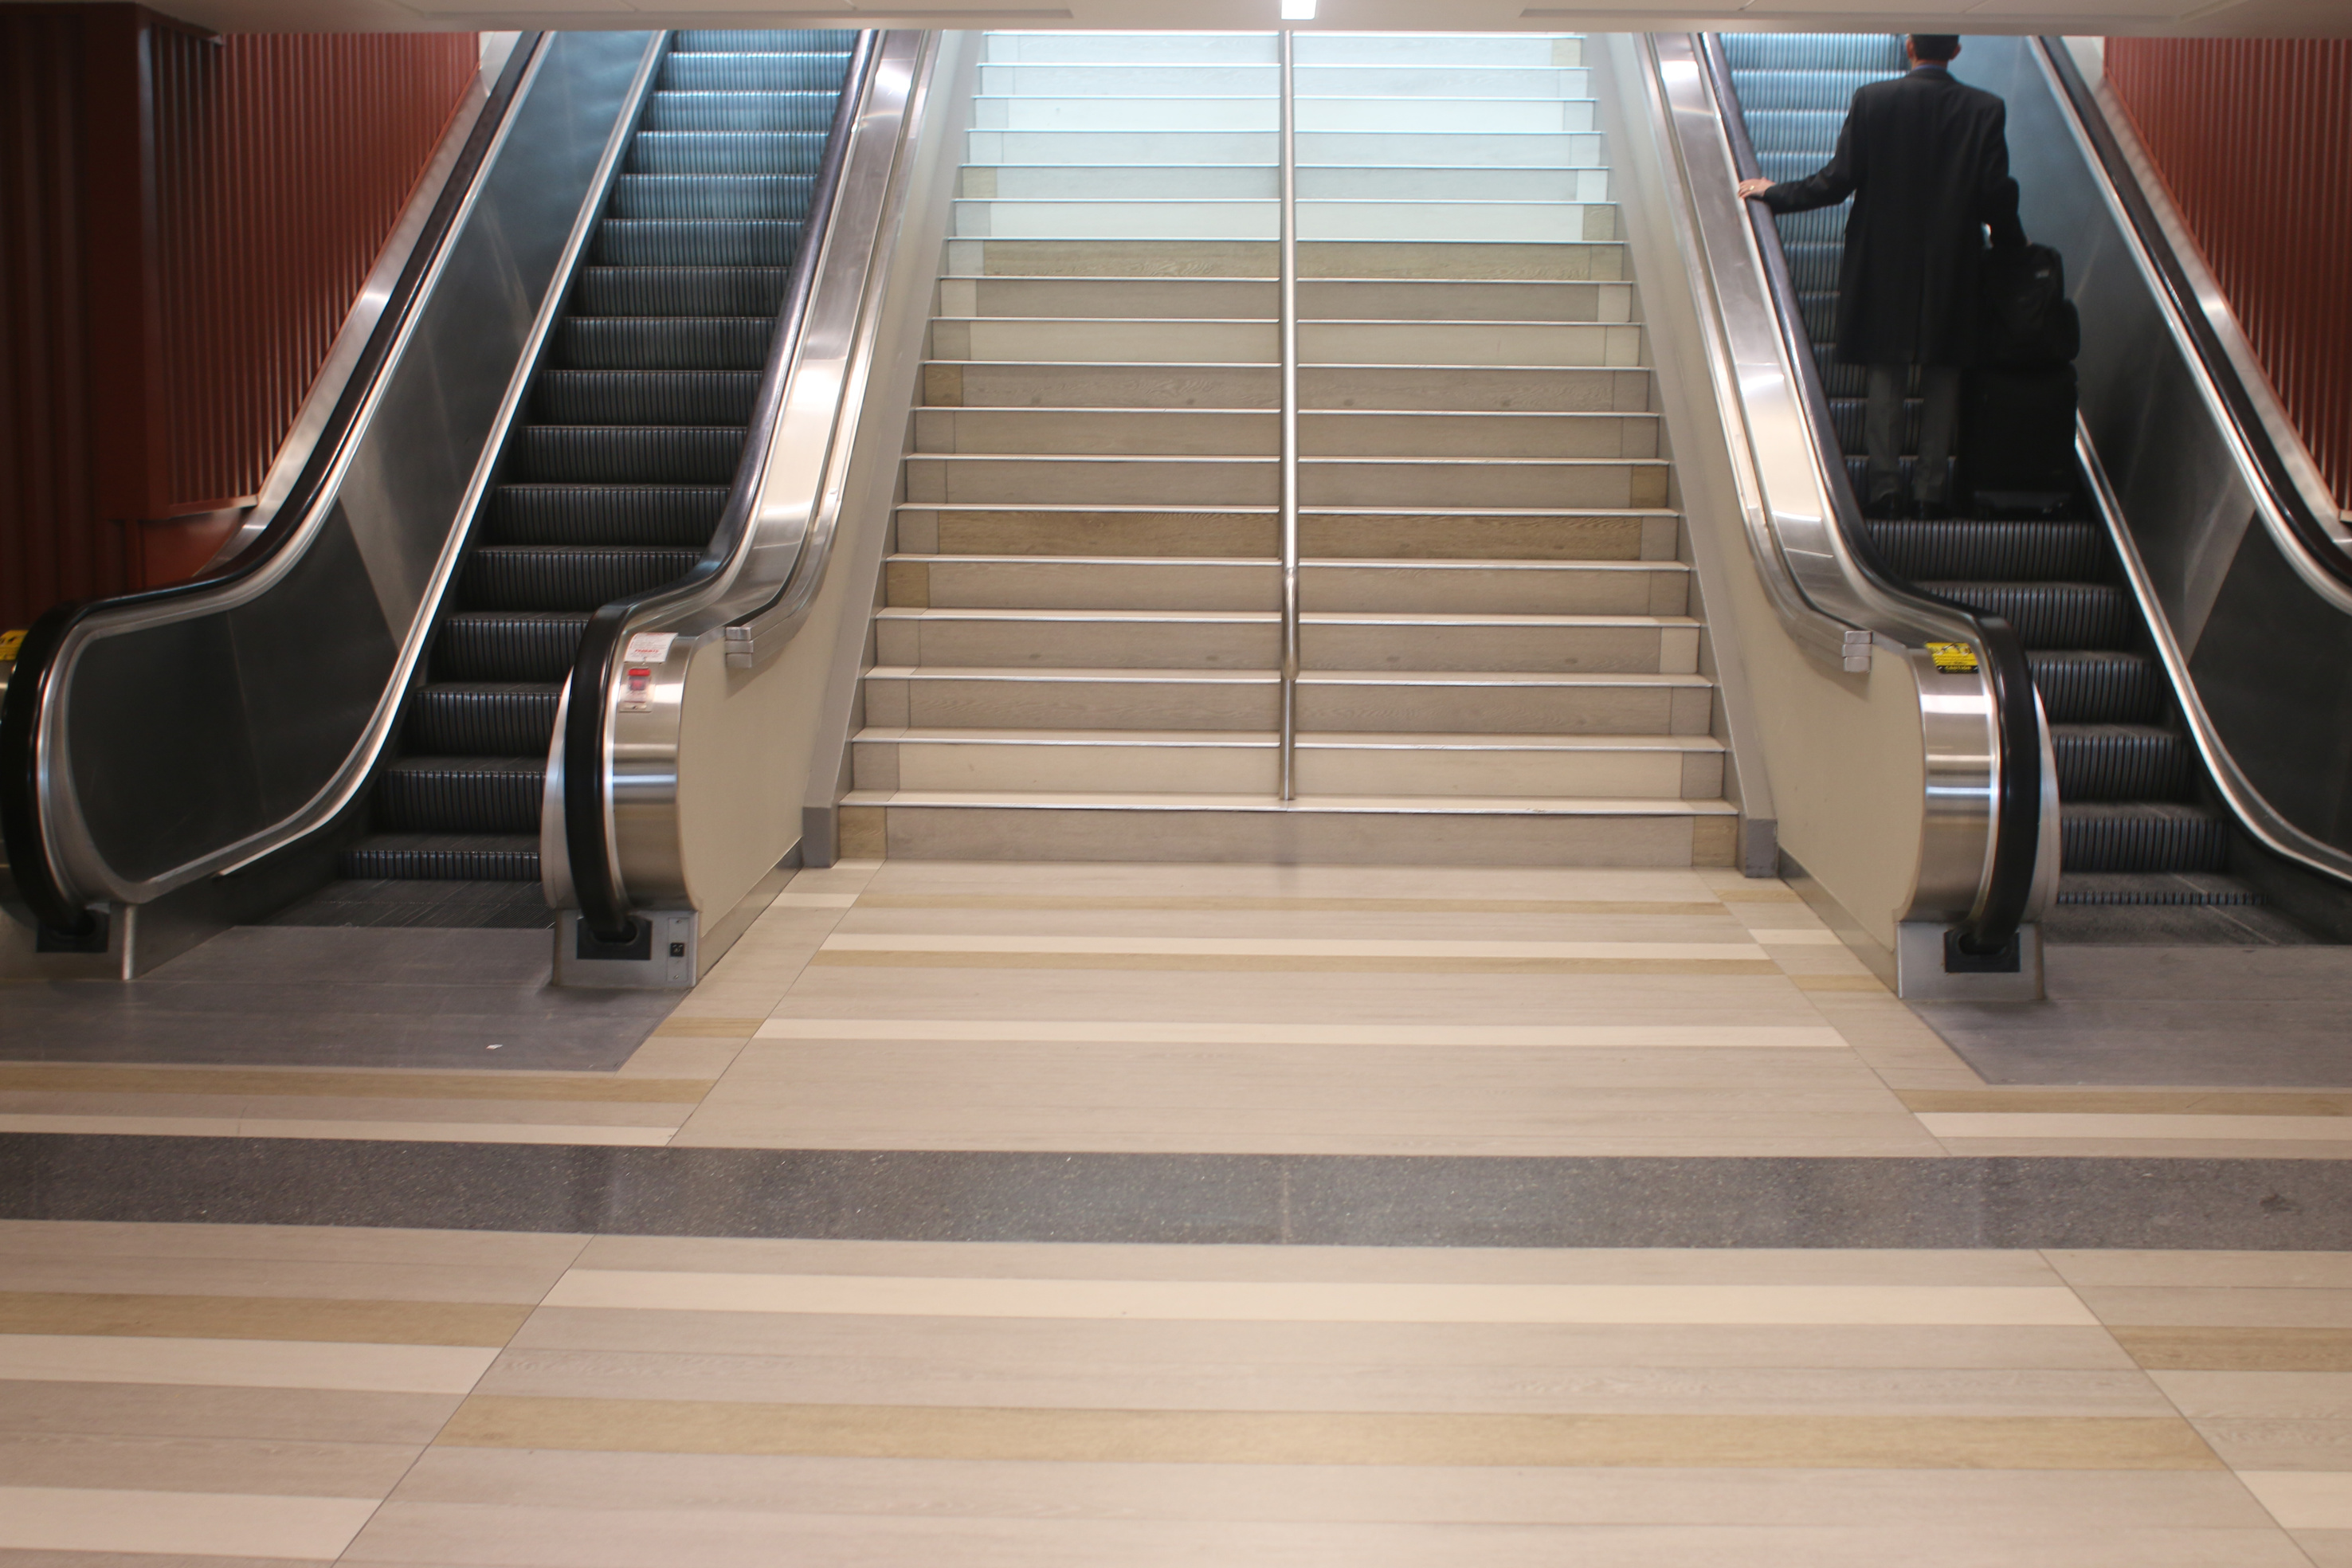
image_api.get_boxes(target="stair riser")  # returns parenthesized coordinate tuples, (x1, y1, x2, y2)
(879, 618, 1693, 674)
(535, 373, 758, 426)
(972, 98, 1597, 135)
(856, 740, 1715, 799)
(409, 692, 559, 756)
(913, 409, 1660, 459)
(967, 167, 1609, 202)
(377, 772, 544, 835)
(557, 319, 774, 371)
(955, 199, 1612, 245)
(977, 65, 1589, 97)
(983, 34, 1577, 66)
(903, 511, 1674, 562)
(492, 488, 726, 549)
(927, 364, 1652, 414)
(846, 803, 1735, 868)
(435, 617, 590, 683)
(888, 559, 1687, 615)
(943, 237, 1626, 281)
(1311, 623, 1699, 674)
(967, 131, 1601, 169)
(938, 278, 1630, 323)
(1307, 322, 1643, 368)
(863, 674, 1714, 735)
(933, 319, 1272, 363)
(904, 458, 1669, 508)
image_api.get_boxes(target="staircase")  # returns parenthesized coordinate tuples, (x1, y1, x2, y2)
(845, 30, 1735, 865)
(322, 31, 856, 922)
(1726, 31, 2295, 938)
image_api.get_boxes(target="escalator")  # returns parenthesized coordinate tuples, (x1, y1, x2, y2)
(1715, 31, 2330, 945)
(0, 26, 930, 981)
(321, 29, 854, 924)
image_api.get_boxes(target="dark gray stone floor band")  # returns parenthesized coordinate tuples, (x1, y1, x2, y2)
(6, 1136, 2350, 1249)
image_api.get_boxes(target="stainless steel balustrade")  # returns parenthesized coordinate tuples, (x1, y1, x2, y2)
(1, 32, 656, 970)
(1633, 33, 2058, 963)
(547, 31, 935, 934)
(1276, 30, 1301, 804)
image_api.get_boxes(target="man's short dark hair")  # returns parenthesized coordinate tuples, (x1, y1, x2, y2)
(1909, 34, 1961, 62)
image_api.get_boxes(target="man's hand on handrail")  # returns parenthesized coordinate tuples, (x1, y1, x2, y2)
(1737, 177, 1774, 199)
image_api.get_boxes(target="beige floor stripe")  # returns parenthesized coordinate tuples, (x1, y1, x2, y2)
(0, 1333, 497, 1393)
(0, 1486, 382, 1558)
(820, 935, 1766, 959)
(754, 1019, 1848, 1049)
(1920, 1114, 2352, 1143)
(2111, 1327, 2352, 1371)
(811, 952, 1780, 976)
(853, 895, 1729, 915)
(437, 1397, 2223, 1470)
(542, 1272, 2099, 1325)
(1906, 1091, 2352, 1117)
(0, 1292, 529, 1346)
(0, 1066, 711, 1102)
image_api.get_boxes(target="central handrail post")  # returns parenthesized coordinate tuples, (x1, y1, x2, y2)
(1277, 27, 1300, 802)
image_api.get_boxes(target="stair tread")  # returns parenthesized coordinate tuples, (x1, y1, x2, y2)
(857, 726, 1724, 750)
(868, 664, 1711, 684)
(897, 503, 1683, 517)
(891, 553, 1680, 570)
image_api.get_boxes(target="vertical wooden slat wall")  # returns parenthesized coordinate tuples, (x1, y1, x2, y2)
(2106, 38, 2352, 516)
(0, 6, 476, 629)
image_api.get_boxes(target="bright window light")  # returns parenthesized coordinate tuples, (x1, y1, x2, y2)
(1280, 0, 1315, 17)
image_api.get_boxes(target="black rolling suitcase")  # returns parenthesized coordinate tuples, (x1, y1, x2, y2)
(1962, 245, 2080, 514)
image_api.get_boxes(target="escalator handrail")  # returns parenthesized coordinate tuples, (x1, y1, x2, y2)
(0, 34, 546, 936)
(1699, 33, 2044, 954)
(563, 30, 884, 943)
(2036, 38, 2352, 610)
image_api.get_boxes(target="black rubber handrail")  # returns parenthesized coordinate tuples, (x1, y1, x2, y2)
(565, 30, 879, 944)
(1703, 34, 2042, 957)
(2038, 38, 2352, 596)
(0, 36, 546, 938)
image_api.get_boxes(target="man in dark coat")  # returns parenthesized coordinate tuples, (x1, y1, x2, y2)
(1738, 34, 2026, 517)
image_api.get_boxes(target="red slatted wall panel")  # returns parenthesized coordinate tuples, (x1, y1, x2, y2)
(150, 29, 478, 513)
(0, 7, 476, 629)
(2105, 38, 2352, 515)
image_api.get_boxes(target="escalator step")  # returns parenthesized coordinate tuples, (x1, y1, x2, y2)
(1922, 581, 2130, 649)
(672, 29, 857, 52)
(517, 425, 747, 484)
(341, 833, 541, 883)
(434, 613, 590, 682)
(573, 266, 791, 319)
(629, 133, 827, 177)
(646, 92, 837, 135)
(593, 219, 802, 267)
(1766, 205, 1853, 248)
(2027, 649, 2164, 723)
(556, 316, 774, 370)
(1782, 240, 1842, 293)
(661, 58, 853, 95)
(1867, 519, 2107, 582)
(490, 485, 728, 547)
(409, 684, 563, 756)
(2052, 723, 2196, 802)
(612, 174, 817, 223)
(1739, 108, 1848, 157)
(1731, 69, 1904, 111)
(378, 758, 546, 834)
(1794, 289, 1837, 346)
(2056, 871, 2260, 906)
(1831, 396, 1923, 458)
(535, 371, 759, 426)
(2060, 801, 2230, 873)
(1758, 150, 1835, 189)
(463, 547, 703, 612)
(1723, 34, 1905, 71)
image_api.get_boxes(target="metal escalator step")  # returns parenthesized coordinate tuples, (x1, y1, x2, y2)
(2056, 872, 2260, 907)
(1767, 206, 1852, 249)
(572, 268, 790, 319)
(660, 57, 852, 95)
(410, 684, 563, 755)
(1723, 34, 1906, 72)
(1782, 240, 1841, 293)
(672, 29, 857, 53)
(1739, 108, 1849, 157)
(645, 92, 837, 135)
(593, 219, 802, 267)
(2060, 801, 2230, 873)
(629, 133, 829, 177)
(463, 547, 703, 612)
(434, 613, 590, 682)
(1794, 289, 1837, 346)
(1867, 519, 2107, 582)
(2052, 723, 2197, 802)
(517, 425, 747, 485)
(1921, 581, 2130, 649)
(555, 316, 774, 370)
(377, 758, 546, 835)
(1758, 150, 1833, 188)
(490, 485, 727, 548)
(340, 833, 541, 883)
(1731, 68, 1905, 111)
(535, 371, 759, 426)
(611, 174, 817, 223)
(1832, 396, 1924, 458)
(2028, 650, 2164, 723)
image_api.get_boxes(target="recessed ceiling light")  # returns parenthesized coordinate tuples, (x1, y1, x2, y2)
(1280, 0, 1315, 17)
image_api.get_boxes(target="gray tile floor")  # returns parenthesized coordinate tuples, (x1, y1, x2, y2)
(0, 927, 674, 1072)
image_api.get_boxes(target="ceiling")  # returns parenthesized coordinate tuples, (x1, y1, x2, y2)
(102, 0, 2352, 35)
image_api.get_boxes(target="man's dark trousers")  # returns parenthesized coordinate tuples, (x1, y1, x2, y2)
(1867, 364, 1961, 509)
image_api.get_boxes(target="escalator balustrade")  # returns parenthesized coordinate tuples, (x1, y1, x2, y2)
(1721, 32, 2283, 928)
(336, 30, 855, 912)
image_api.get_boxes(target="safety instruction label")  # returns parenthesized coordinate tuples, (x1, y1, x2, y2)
(1927, 641, 1980, 673)
(624, 631, 677, 664)
(0, 629, 23, 663)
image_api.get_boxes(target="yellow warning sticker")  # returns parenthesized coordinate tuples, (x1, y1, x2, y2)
(0, 629, 24, 664)
(1927, 641, 1980, 673)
